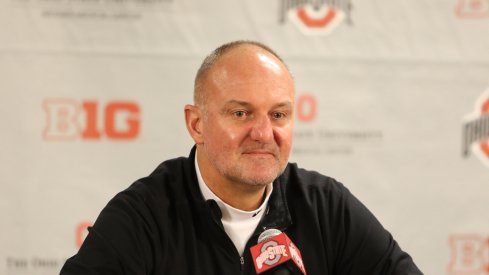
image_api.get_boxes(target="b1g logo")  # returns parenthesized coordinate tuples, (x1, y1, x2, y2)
(76, 221, 93, 248)
(43, 98, 141, 141)
(455, 0, 489, 18)
(280, 0, 353, 35)
(448, 234, 489, 274)
(462, 89, 489, 167)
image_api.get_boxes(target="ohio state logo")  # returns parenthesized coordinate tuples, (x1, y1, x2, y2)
(280, 0, 353, 35)
(255, 241, 288, 269)
(288, 242, 305, 271)
(455, 0, 489, 18)
(462, 89, 489, 167)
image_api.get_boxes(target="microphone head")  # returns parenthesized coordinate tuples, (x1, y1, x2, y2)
(251, 229, 307, 274)
(258, 228, 282, 243)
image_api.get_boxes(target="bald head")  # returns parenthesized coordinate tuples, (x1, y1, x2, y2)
(194, 40, 291, 108)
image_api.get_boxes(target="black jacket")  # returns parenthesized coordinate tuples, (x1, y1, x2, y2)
(60, 148, 422, 275)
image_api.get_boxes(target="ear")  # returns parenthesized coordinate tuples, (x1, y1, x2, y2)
(184, 104, 204, 144)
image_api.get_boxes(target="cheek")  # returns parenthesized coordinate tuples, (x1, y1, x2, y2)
(225, 127, 253, 150)
(205, 121, 247, 149)
(274, 125, 294, 147)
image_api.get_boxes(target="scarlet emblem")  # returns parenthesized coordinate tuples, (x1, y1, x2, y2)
(455, 0, 489, 18)
(463, 89, 489, 167)
(250, 231, 307, 274)
(255, 241, 288, 269)
(280, 0, 353, 35)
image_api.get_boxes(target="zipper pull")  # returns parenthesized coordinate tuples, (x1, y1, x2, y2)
(240, 256, 244, 270)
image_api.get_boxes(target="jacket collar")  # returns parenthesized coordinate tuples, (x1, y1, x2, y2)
(185, 146, 292, 236)
(255, 165, 293, 234)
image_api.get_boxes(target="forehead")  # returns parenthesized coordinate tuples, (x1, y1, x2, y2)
(212, 45, 286, 76)
(203, 45, 295, 105)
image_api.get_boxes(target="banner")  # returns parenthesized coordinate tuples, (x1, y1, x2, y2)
(1, 0, 489, 274)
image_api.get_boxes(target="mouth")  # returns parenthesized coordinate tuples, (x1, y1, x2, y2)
(242, 150, 276, 157)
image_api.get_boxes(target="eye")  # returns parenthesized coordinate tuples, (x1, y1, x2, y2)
(272, 112, 286, 119)
(233, 110, 247, 118)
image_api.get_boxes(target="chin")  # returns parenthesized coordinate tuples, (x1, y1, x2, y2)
(244, 172, 280, 186)
(242, 179, 273, 187)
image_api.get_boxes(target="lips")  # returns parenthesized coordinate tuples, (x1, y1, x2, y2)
(244, 150, 273, 154)
(242, 149, 277, 158)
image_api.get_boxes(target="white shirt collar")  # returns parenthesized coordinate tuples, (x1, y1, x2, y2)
(194, 150, 274, 255)
(194, 151, 273, 220)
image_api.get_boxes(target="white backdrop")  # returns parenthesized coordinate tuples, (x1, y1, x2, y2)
(1, 0, 489, 274)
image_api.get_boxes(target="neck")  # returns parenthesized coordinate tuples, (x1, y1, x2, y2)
(212, 181, 267, 211)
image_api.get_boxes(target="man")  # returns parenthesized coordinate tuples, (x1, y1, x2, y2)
(60, 40, 423, 274)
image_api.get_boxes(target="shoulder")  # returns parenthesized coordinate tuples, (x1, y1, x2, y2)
(280, 162, 350, 199)
(112, 155, 194, 208)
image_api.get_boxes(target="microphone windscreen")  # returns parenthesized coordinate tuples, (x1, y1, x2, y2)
(258, 229, 282, 243)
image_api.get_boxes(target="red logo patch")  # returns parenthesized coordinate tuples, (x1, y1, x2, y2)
(462, 89, 489, 167)
(280, 0, 353, 35)
(455, 0, 489, 18)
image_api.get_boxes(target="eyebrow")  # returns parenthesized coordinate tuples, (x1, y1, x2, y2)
(223, 100, 252, 109)
(223, 100, 293, 109)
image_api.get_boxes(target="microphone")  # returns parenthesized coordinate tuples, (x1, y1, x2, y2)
(250, 229, 307, 274)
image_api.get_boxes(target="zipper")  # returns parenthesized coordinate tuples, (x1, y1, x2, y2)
(240, 256, 245, 272)
(207, 201, 245, 273)
(209, 216, 243, 272)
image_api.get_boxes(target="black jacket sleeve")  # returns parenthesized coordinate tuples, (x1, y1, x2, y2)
(330, 182, 422, 275)
(284, 165, 422, 275)
(60, 182, 157, 275)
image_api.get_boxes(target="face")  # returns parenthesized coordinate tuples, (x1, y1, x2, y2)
(196, 46, 295, 189)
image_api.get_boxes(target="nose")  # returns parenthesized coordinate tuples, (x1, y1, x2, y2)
(249, 114, 274, 143)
